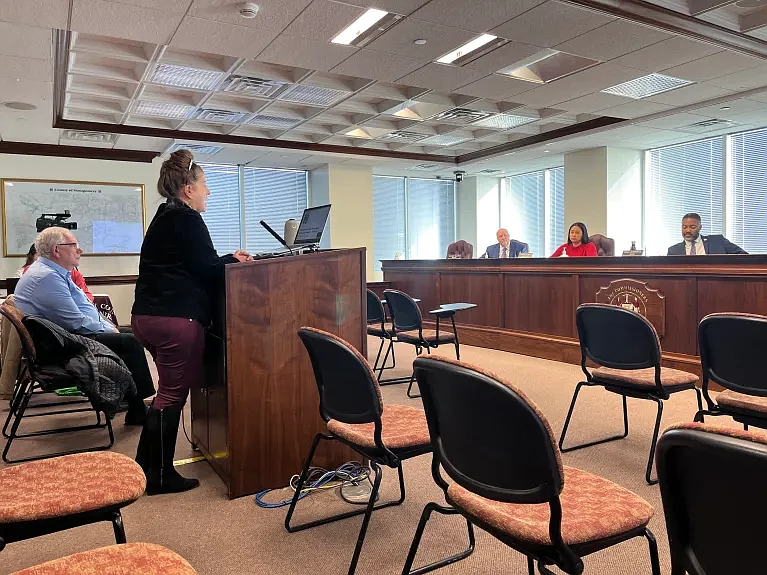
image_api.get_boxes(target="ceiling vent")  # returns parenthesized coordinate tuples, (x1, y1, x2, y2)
(278, 84, 352, 107)
(194, 108, 250, 123)
(428, 107, 494, 125)
(677, 119, 742, 133)
(133, 100, 193, 119)
(408, 163, 440, 171)
(477, 169, 502, 174)
(248, 114, 302, 130)
(472, 113, 537, 130)
(223, 75, 289, 97)
(148, 63, 225, 91)
(377, 130, 428, 143)
(601, 73, 693, 99)
(60, 130, 117, 144)
(419, 134, 472, 146)
(167, 143, 223, 155)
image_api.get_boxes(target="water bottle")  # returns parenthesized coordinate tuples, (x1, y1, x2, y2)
(631, 241, 637, 251)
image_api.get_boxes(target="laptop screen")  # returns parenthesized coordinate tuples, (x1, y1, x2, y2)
(294, 204, 331, 245)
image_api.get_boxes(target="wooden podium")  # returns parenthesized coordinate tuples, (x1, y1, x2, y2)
(191, 248, 366, 499)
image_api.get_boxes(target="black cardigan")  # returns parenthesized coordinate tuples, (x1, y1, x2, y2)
(132, 201, 237, 326)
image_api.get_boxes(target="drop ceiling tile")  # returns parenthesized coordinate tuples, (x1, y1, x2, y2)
(662, 50, 764, 82)
(704, 64, 767, 91)
(171, 17, 278, 58)
(748, 91, 767, 104)
(115, 135, 174, 151)
(106, 0, 192, 12)
(412, 0, 546, 32)
(365, 18, 476, 62)
(691, 98, 767, 118)
(283, 0, 366, 42)
(256, 34, 357, 72)
(0, 79, 52, 107)
(71, 0, 184, 44)
(208, 147, 266, 165)
(645, 83, 733, 106)
(555, 92, 631, 113)
(598, 100, 674, 119)
(462, 41, 542, 74)
(724, 109, 767, 125)
(555, 20, 671, 60)
(340, 0, 430, 15)
(0, 123, 60, 144)
(190, 0, 313, 32)
(453, 74, 533, 100)
(0, 22, 54, 59)
(610, 36, 723, 72)
(491, 1, 614, 48)
(0, 0, 69, 29)
(638, 112, 711, 130)
(331, 50, 422, 83)
(0, 56, 52, 82)
(396, 63, 485, 92)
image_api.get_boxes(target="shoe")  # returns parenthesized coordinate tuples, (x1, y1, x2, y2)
(124, 401, 148, 426)
(138, 403, 199, 495)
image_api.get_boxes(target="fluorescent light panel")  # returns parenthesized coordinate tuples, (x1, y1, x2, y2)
(149, 63, 225, 90)
(497, 50, 600, 84)
(472, 113, 537, 129)
(133, 100, 193, 119)
(168, 143, 223, 155)
(248, 114, 302, 130)
(332, 8, 387, 45)
(601, 73, 694, 99)
(420, 134, 471, 146)
(278, 84, 352, 106)
(437, 34, 498, 64)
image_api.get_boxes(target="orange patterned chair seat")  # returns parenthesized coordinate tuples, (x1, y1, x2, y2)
(397, 329, 456, 345)
(327, 404, 430, 449)
(591, 366, 698, 390)
(447, 466, 653, 546)
(367, 322, 393, 338)
(11, 542, 197, 575)
(0, 452, 145, 524)
(716, 390, 767, 414)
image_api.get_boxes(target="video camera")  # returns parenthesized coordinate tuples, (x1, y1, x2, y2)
(36, 211, 78, 233)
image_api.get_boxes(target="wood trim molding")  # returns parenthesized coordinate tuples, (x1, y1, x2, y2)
(0, 141, 159, 163)
(561, 0, 767, 59)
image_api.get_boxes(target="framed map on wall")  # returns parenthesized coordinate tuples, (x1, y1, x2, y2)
(1, 178, 145, 256)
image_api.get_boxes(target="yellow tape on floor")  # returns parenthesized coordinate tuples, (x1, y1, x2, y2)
(173, 455, 205, 466)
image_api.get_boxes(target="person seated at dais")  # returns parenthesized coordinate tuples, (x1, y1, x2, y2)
(484, 228, 527, 258)
(667, 212, 747, 255)
(13, 227, 155, 425)
(550, 222, 598, 258)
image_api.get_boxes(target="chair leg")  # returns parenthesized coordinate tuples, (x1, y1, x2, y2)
(372, 338, 385, 371)
(528, 556, 535, 575)
(643, 527, 661, 575)
(693, 387, 704, 423)
(559, 384, 629, 453)
(401, 502, 475, 575)
(112, 511, 127, 544)
(346, 461, 385, 575)
(645, 397, 664, 485)
(407, 347, 424, 399)
(744, 423, 749, 431)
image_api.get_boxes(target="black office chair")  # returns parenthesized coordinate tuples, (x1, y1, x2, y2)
(383, 289, 459, 398)
(366, 289, 395, 376)
(559, 304, 701, 484)
(288, 327, 433, 575)
(657, 422, 767, 575)
(403, 356, 659, 575)
(696, 313, 767, 430)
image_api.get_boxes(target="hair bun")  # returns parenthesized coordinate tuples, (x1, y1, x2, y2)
(168, 148, 194, 168)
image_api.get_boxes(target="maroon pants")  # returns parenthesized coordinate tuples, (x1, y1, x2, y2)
(131, 315, 205, 410)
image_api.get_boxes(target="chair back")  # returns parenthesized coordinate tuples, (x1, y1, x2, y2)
(576, 304, 661, 370)
(383, 289, 422, 333)
(446, 240, 473, 259)
(0, 303, 35, 364)
(366, 289, 385, 325)
(658, 423, 767, 575)
(589, 234, 615, 256)
(699, 313, 767, 397)
(414, 356, 564, 504)
(297, 327, 383, 425)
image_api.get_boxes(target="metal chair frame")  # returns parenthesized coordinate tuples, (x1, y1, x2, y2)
(366, 289, 396, 377)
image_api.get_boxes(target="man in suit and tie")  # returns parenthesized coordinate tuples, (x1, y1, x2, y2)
(667, 213, 747, 256)
(484, 228, 528, 258)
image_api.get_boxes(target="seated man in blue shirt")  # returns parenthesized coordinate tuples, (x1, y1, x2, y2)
(14, 227, 155, 425)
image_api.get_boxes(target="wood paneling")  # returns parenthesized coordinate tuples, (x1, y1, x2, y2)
(504, 274, 577, 338)
(383, 271, 440, 318)
(698, 278, 767, 319)
(439, 272, 503, 327)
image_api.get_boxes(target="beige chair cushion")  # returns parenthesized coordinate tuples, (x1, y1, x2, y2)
(397, 329, 456, 344)
(0, 452, 145, 523)
(591, 366, 698, 389)
(716, 390, 767, 414)
(447, 466, 653, 546)
(328, 404, 430, 450)
(11, 543, 197, 575)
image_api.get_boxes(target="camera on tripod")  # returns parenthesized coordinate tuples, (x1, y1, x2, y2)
(36, 211, 77, 233)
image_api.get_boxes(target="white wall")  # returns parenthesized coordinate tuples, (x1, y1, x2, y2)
(606, 148, 643, 252)
(564, 147, 608, 236)
(455, 177, 478, 252)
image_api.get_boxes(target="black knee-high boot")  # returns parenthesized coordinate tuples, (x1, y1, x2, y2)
(136, 403, 199, 495)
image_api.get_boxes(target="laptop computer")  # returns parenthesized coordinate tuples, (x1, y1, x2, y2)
(293, 204, 331, 246)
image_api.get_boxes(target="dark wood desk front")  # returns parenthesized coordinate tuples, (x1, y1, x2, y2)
(381, 256, 767, 373)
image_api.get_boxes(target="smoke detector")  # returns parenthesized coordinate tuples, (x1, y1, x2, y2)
(239, 2, 259, 18)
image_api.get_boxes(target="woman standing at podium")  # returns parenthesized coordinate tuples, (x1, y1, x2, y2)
(131, 149, 251, 495)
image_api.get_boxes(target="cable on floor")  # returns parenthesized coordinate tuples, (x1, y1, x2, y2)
(254, 462, 372, 508)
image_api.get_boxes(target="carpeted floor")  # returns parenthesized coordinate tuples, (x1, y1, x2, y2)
(0, 338, 734, 574)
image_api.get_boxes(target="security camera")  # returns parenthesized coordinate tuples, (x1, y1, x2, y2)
(454, 170, 466, 183)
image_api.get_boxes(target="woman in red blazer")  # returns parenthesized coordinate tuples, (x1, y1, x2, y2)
(551, 222, 598, 258)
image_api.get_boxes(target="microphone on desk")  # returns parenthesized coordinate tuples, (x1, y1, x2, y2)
(259, 220, 294, 256)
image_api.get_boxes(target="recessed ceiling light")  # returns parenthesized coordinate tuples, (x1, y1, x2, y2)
(414, 39, 427, 45)
(601, 73, 693, 99)
(331, 8, 388, 45)
(472, 113, 537, 130)
(437, 34, 499, 65)
(497, 50, 600, 84)
(3, 101, 37, 111)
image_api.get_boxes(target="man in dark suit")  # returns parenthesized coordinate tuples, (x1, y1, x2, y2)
(667, 213, 747, 255)
(483, 228, 528, 258)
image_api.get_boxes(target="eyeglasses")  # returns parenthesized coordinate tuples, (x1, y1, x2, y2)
(58, 242, 80, 250)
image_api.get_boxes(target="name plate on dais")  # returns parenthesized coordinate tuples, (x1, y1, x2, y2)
(595, 279, 665, 337)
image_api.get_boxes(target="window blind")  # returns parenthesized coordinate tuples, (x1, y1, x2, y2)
(501, 171, 545, 257)
(199, 164, 242, 255)
(373, 176, 406, 271)
(548, 166, 565, 255)
(730, 127, 767, 253)
(407, 178, 456, 259)
(645, 138, 724, 256)
(243, 168, 308, 252)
